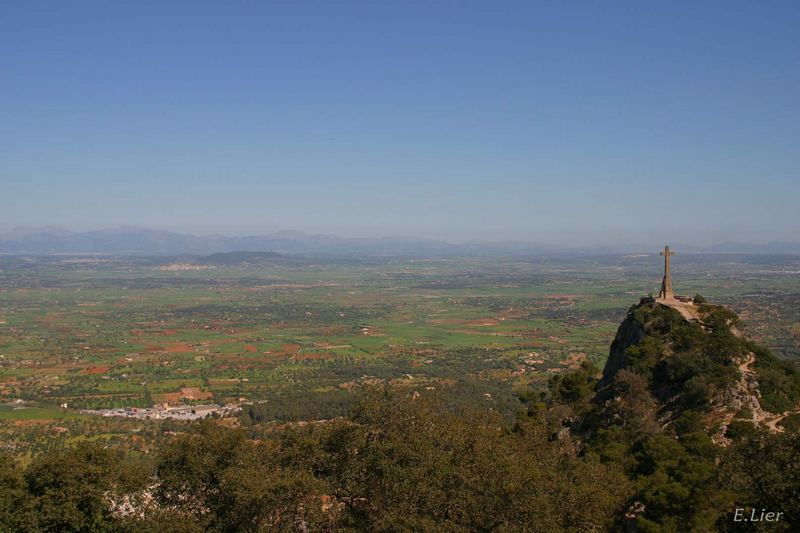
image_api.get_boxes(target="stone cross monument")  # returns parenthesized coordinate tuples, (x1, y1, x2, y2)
(658, 245, 675, 300)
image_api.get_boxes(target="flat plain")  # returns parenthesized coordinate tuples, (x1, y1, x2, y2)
(1, 252, 798, 458)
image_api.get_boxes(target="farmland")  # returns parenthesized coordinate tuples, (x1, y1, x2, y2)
(1, 252, 798, 456)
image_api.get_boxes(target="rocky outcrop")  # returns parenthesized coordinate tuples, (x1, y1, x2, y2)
(708, 353, 767, 444)
(597, 298, 793, 443)
(600, 305, 647, 387)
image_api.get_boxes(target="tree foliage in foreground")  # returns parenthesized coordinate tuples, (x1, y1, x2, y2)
(0, 387, 630, 532)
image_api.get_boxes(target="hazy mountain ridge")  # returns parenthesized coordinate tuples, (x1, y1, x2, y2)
(1, 226, 799, 256)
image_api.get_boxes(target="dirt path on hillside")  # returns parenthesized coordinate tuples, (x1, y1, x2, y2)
(738, 353, 800, 432)
(738, 353, 754, 375)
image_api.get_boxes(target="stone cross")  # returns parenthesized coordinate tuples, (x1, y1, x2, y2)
(659, 245, 674, 300)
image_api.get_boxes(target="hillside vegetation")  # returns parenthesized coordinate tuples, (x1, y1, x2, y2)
(540, 298, 800, 531)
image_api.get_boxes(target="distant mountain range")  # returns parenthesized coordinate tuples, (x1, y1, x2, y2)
(0, 226, 798, 256)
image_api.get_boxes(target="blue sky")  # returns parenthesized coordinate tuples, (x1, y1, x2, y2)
(2, 1, 798, 245)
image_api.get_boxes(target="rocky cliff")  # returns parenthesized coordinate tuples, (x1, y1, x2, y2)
(599, 299, 651, 387)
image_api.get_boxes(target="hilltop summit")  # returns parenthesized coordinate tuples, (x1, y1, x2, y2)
(595, 298, 800, 440)
(541, 297, 800, 529)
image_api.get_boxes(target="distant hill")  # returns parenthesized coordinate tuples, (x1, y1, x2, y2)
(0, 227, 467, 256)
(1, 226, 799, 256)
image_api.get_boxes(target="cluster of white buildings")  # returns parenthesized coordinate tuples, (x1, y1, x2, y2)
(81, 403, 239, 420)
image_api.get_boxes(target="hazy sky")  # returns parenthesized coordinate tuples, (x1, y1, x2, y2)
(2, 1, 798, 245)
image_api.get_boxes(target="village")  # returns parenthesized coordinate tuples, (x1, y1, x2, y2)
(81, 402, 241, 420)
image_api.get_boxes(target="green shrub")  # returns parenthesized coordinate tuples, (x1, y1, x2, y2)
(725, 420, 758, 440)
(751, 345, 800, 413)
(778, 413, 800, 433)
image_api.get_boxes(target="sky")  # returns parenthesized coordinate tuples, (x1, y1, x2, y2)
(1, 1, 799, 246)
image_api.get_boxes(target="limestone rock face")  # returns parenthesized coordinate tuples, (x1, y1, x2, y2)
(716, 364, 762, 413)
(719, 383, 760, 413)
(600, 307, 647, 386)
